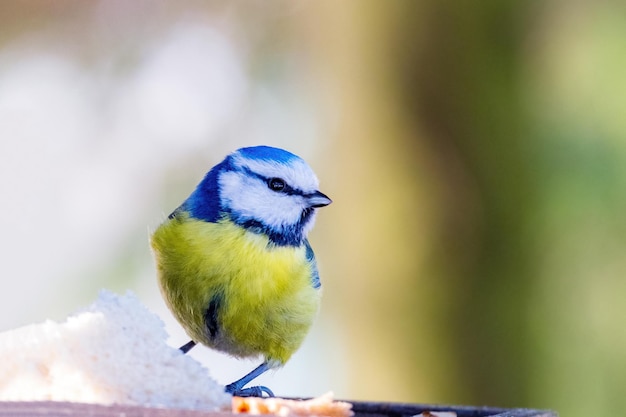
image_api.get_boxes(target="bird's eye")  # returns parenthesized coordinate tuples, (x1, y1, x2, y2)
(268, 177, 286, 192)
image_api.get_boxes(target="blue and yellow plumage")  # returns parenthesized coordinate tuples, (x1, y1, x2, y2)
(151, 146, 331, 397)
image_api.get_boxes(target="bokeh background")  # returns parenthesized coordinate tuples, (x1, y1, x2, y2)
(1, 1, 625, 416)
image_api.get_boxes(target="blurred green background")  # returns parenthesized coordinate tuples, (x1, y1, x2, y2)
(1, 1, 625, 416)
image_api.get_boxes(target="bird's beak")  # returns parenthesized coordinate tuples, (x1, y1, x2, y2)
(307, 191, 332, 208)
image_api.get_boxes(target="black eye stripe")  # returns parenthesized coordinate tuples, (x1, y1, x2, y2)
(238, 166, 302, 196)
(268, 178, 299, 195)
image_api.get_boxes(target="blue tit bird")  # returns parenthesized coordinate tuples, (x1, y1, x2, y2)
(151, 146, 331, 397)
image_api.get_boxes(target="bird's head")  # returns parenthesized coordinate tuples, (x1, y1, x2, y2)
(182, 146, 332, 247)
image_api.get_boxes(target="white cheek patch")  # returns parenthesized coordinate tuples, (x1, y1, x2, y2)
(219, 171, 305, 228)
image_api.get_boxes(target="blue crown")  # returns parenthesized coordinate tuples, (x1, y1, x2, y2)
(236, 146, 299, 164)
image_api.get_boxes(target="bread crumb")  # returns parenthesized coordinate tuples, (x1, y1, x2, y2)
(233, 392, 353, 417)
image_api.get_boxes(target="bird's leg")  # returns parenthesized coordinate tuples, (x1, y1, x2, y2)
(225, 362, 274, 397)
(179, 340, 197, 354)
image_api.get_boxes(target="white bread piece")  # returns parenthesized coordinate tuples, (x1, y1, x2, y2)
(0, 290, 230, 411)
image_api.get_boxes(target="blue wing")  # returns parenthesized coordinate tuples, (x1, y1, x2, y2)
(305, 239, 321, 289)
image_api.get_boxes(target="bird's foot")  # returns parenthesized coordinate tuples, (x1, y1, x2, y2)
(224, 361, 275, 397)
(225, 382, 274, 397)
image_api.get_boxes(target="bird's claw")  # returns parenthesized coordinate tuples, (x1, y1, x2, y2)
(225, 383, 274, 397)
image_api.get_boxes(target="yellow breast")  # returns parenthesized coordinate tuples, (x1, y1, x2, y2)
(151, 215, 321, 365)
